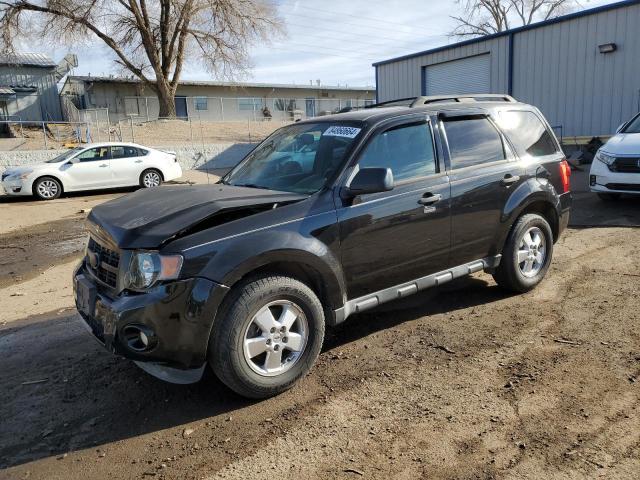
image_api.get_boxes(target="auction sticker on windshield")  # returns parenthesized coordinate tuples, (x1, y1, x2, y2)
(323, 126, 362, 138)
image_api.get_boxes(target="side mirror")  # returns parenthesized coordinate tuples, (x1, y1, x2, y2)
(68, 157, 79, 164)
(342, 167, 394, 198)
(616, 123, 626, 134)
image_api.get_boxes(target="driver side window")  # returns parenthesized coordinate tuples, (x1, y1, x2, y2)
(358, 122, 436, 181)
(76, 147, 110, 162)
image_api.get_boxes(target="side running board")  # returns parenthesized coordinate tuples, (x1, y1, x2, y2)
(332, 255, 502, 325)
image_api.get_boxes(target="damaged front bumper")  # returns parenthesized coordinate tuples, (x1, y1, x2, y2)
(73, 263, 229, 383)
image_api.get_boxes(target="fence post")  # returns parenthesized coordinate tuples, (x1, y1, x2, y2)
(106, 109, 112, 141)
(145, 98, 149, 122)
(247, 119, 251, 143)
(42, 121, 48, 149)
(129, 117, 135, 142)
(189, 117, 194, 142)
(220, 97, 224, 121)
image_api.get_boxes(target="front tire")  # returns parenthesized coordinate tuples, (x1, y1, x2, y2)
(33, 176, 62, 200)
(140, 169, 163, 188)
(493, 213, 554, 293)
(209, 275, 325, 399)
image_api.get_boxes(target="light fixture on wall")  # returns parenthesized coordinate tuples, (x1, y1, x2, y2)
(598, 43, 617, 54)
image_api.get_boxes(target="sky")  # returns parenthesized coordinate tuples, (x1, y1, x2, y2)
(25, 0, 620, 88)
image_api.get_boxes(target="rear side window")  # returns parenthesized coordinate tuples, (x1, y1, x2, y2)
(497, 111, 558, 157)
(110, 146, 140, 159)
(443, 117, 506, 169)
(358, 122, 436, 181)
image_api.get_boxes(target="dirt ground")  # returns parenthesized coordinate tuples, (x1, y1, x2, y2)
(0, 169, 639, 479)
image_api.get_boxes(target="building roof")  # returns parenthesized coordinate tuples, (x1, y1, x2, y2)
(0, 52, 57, 68)
(66, 75, 374, 92)
(373, 0, 640, 67)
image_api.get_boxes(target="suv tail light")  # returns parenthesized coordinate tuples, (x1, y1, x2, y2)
(559, 159, 571, 193)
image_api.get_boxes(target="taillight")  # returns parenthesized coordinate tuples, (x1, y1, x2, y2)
(559, 159, 571, 193)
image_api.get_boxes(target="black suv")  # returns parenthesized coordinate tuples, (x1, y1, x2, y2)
(74, 96, 572, 398)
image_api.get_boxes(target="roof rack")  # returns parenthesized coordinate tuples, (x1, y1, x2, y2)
(361, 94, 518, 110)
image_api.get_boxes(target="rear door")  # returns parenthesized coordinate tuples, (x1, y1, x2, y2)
(337, 117, 451, 299)
(64, 146, 113, 189)
(110, 145, 145, 186)
(440, 113, 524, 264)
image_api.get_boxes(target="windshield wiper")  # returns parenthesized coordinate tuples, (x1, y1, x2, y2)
(235, 183, 270, 190)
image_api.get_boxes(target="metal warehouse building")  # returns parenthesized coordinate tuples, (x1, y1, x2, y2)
(0, 53, 75, 122)
(374, 0, 640, 139)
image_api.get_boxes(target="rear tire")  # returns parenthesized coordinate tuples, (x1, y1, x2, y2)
(139, 169, 163, 188)
(209, 275, 325, 399)
(597, 192, 621, 201)
(33, 176, 62, 200)
(493, 213, 553, 293)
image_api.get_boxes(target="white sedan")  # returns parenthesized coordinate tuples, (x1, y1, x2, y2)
(1, 142, 182, 200)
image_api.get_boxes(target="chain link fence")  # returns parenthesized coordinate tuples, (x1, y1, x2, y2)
(1, 95, 372, 151)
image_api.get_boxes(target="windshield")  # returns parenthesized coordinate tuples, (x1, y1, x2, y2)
(45, 148, 83, 163)
(622, 113, 640, 134)
(223, 122, 363, 195)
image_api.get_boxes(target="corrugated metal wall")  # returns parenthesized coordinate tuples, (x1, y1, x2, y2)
(376, 36, 510, 102)
(0, 66, 62, 121)
(512, 2, 640, 137)
(375, 1, 640, 137)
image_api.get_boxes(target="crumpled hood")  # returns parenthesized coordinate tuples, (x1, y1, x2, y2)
(602, 133, 640, 156)
(2, 164, 47, 177)
(88, 184, 307, 249)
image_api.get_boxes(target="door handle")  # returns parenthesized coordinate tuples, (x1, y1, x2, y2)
(99, 164, 108, 168)
(418, 193, 442, 205)
(501, 174, 520, 186)
(134, 160, 143, 163)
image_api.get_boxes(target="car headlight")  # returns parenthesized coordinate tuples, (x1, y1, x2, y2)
(124, 251, 183, 291)
(595, 150, 616, 166)
(8, 170, 33, 180)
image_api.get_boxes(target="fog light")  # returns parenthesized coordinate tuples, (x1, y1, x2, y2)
(123, 325, 157, 352)
(590, 175, 596, 186)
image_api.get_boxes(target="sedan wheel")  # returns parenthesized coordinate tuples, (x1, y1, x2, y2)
(141, 170, 162, 188)
(34, 177, 62, 200)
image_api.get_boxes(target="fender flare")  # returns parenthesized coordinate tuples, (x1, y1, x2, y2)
(495, 178, 561, 252)
(200, 231, 347, 313)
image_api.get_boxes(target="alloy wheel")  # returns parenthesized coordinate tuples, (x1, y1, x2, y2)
(143, 171, 161, 188)
(517, 226, 546, 277)
(242, 300, 308, 377)
(37, 180, 59, 199)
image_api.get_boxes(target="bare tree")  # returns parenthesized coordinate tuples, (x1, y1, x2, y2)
(451, 0, 578, 38)
(0, 1, 283, 117)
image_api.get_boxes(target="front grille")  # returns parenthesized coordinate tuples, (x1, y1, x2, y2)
(605, 183, 640, 192)
(87, 236, 120, 288)
(609, 157, 640, 173)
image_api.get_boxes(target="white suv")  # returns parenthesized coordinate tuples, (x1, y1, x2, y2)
(590, 113, 640, 200)
(1, 142, 182, 200)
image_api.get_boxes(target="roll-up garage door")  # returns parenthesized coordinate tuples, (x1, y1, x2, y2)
(424, 54, 490, 95)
